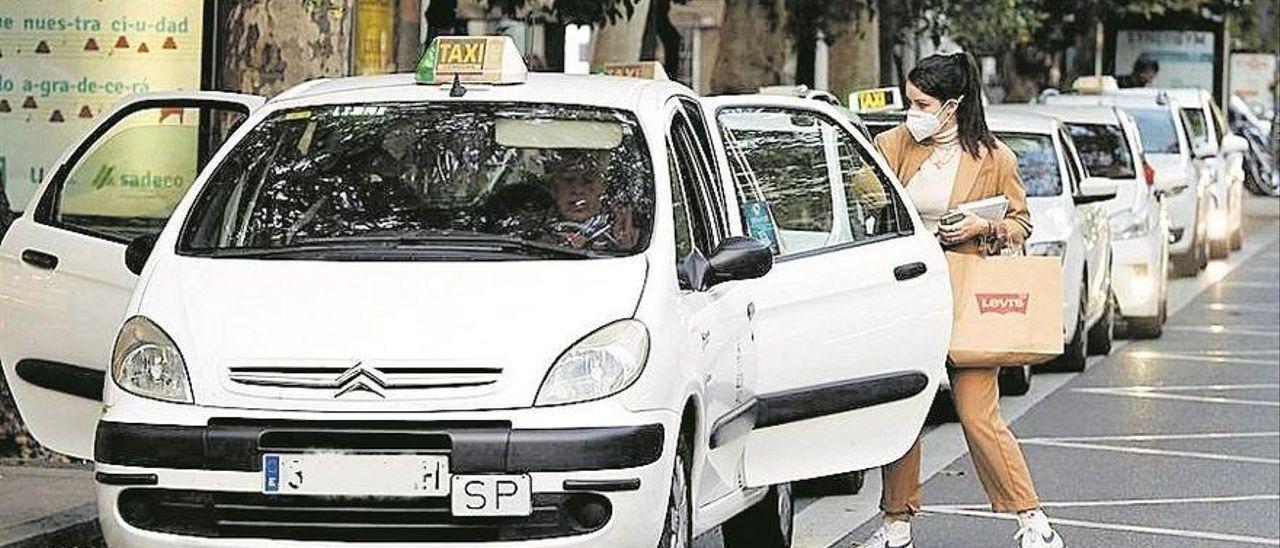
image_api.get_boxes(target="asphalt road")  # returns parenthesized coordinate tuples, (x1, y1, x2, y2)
(695, 195, 1279, 548)
(832, 196, 1280, 548)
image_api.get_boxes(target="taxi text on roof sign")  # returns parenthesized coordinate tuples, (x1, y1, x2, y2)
(849, 86, 904, 114)
(416, 36, 527, 85)
(602, 61, 669, 81)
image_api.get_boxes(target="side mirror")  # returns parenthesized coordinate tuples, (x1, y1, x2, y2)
(1221, 134, 1249, 155)
(1074, 176, 1118, 205)
(124, 234, 159, 276)
(705, 237, 773, 288)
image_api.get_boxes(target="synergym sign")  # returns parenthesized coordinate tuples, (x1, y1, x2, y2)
(0, 0, 207, 213)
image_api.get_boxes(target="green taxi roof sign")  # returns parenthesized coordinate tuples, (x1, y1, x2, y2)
(416, 36, 528, 85)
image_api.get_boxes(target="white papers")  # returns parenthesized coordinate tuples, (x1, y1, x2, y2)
(955, 196, 1008, 222)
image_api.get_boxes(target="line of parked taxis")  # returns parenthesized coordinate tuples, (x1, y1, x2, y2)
(0, 37, 1246, 547)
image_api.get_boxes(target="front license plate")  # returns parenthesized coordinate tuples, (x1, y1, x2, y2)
(450, 474, 533, 516)
(263, 453, 449, 497)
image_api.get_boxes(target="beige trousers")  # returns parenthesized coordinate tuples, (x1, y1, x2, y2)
(881, 367, 1040, 515)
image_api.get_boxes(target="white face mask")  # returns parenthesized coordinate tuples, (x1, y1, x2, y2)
(905, 97, 963, 143)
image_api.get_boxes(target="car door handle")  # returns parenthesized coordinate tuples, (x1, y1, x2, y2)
(894, 261, 927, 281)
(21, 249, 59, 271)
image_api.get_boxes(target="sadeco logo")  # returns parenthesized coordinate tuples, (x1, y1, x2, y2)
(976, 293, 1030, 315)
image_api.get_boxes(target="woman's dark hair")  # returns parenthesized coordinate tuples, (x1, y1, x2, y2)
(907, 52, 997, 158)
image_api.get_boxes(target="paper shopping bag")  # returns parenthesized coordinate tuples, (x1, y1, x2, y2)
(945, 252, 1064, 367)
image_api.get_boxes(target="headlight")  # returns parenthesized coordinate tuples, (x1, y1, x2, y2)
(1026, 241, 1067, 257)
(1109, 210, 1151, 240)
(111, 316, 193, 403)
(535, 320, 649, 407)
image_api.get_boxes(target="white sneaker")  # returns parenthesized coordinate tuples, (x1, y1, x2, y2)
(1015, 510, 1064, 548)
(855, 520, 914, 548)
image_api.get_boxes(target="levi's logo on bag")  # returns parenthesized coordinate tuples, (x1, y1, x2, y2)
(976, 293, 1030, 315)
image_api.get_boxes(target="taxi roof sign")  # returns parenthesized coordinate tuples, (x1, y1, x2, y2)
(1072, 75, 1119, 94)
(416, 36, 527, 85)
(602, 62, 669, 81)
(849, 86, 903, 113)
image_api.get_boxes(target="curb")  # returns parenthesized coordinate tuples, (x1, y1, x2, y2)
(0, 503, 99, 548)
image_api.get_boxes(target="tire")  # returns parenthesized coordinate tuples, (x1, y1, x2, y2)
(796, 470, 864, 497)
(998, 365, 1032, 396)
(722, 483, 794, 548)
(1171, 252, 1199, 278)
(1196, 227, 1210, 270)
(927, 388, 959, 423)
(657, 430, 692, 548)
(1086, 293, 1114, 356)
(1045, 279, 1088, 372)
(1231, 225, 1243, 251)
(1210, 237, 1229, 259)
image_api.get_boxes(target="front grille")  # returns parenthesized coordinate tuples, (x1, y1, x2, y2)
(119, 489, 611, 542)
(225, 363, 502, 400)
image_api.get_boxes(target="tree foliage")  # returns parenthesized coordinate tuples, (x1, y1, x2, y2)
(484, 0, 644, 26)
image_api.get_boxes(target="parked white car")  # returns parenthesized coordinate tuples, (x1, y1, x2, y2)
(1117, 88, 1249, 258)
(999, 104, 1170, 338)
(1044, 92, 1210, 277)
(987, 108, 1118, 372)
(0, 39, 951, 548)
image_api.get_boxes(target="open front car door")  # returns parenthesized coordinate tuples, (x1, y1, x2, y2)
(0, 92, 264, 459)
(701, 95, 952, 487)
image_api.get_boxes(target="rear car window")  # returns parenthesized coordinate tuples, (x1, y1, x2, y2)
(996, 133, 1062, 197)
(179, 102, 655, 260)
(1124, 108, 1180, 154)
(1064, 123, 1136, 179)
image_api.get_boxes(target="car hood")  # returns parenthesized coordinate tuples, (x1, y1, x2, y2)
(140, 255, 648, 412)
(1026, 197, 1072, 245)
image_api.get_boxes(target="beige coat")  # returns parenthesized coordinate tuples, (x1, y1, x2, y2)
(873, 125, 1032, 255)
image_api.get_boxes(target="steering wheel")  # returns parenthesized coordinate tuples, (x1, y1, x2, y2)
(552, 220, 619, 247)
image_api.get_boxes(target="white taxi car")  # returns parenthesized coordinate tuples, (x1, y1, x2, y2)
(997, 104, 1170, 338)
(1117, 88, 1249, 258)
(1044, 92, 1211, 277)
(987, 108, 1118, 371)
(0, 39, 951, 547)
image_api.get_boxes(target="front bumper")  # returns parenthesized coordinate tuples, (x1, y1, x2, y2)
(1110, 236, 1163, 319)
(1164, 190, 1198, 255)
(95, 408, 676, 548)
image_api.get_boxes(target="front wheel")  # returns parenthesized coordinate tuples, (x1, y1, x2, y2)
(657, 432, 692, 548)
(722, 483, 794, 547)
(998, 365, 1033, 396)
(1087, 293, 1114, 356)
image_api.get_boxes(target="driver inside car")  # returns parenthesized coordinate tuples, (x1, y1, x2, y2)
(543, 152, 639, 251)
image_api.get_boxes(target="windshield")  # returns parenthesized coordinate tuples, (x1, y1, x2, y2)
(1124, 108, 1180, 154)
(1181, 107, 1210, 150)
(1065, 123, 1136, 179)
(179, 103, 654, 260)
(996, 133, 1062, 197)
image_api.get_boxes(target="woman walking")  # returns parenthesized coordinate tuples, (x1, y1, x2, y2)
(856, 52, 1065, 548)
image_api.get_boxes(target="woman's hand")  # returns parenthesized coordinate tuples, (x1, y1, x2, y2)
(938, 212, 990, 246)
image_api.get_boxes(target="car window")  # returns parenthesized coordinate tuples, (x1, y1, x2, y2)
(835, 128, 911, 240)
(667, 151, 696, 263)
(996, 132, 1063, 197)
(677, 97, 730, 235)
(1060, 130, 1086, 193)
(1123, 107, 1180, 154)
(718, 106, 853, 256)
(668, 111, 716, 257)
(1064, 123, 1136, 179)
(180, 103, 655, 260)
(1181, 107, 1210, 150)
(42, 104, 248, 243)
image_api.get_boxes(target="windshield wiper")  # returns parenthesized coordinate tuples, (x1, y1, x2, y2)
(293, 231, 601, 259)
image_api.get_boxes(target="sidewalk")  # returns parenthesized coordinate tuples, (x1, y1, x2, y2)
(0, 465, 98, 548)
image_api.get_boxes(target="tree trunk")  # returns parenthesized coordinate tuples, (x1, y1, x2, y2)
(591, 0, 652, 71)
(827, 11, 879, 102)
(217, 0, 354, 97)
(710, 0, 787, 94)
